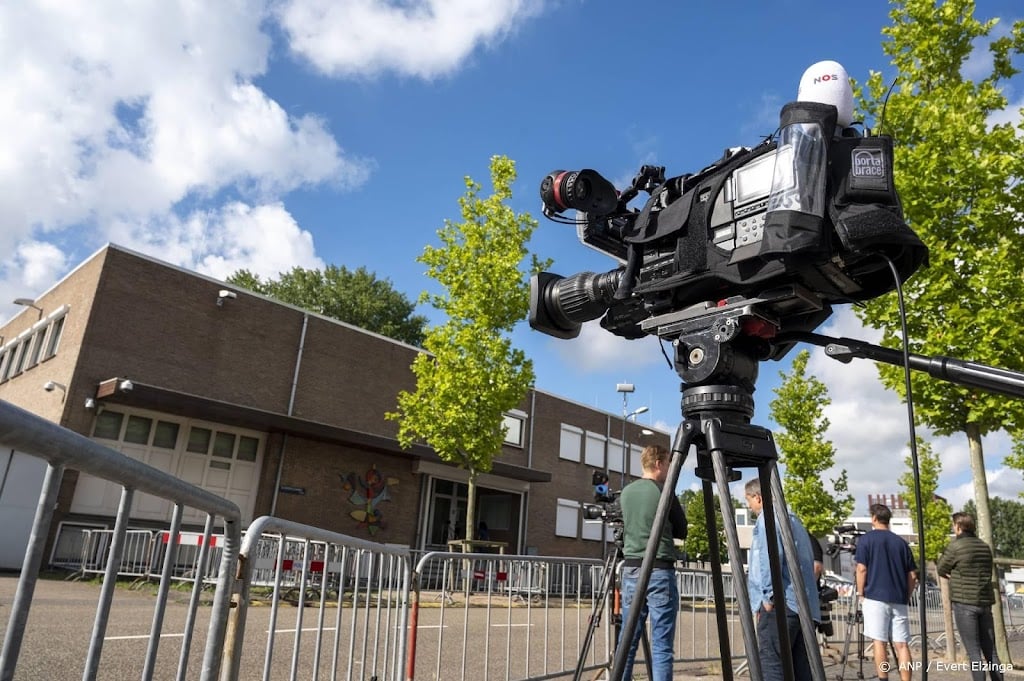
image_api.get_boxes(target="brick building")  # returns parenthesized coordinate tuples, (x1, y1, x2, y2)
(0, 245, 668, 566)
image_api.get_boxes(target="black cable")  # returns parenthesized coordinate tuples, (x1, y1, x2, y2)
(882, 253, 929, 681)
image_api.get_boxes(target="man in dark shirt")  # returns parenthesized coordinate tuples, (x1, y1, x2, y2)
(619, 444, 687, 681)
(936, 512, 1003, 681)
(855, 504, 917, 681)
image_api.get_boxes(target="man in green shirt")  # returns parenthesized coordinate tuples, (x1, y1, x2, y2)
(618, 444, 687, 681)
(936, 512, 1003, 681)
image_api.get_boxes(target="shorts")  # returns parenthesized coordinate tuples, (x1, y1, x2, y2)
(861, 598, 910, 643)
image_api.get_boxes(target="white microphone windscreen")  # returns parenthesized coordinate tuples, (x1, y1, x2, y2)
(797, 60, 854, 128)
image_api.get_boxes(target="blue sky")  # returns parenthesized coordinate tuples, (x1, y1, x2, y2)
(2, 0, 1022, 512)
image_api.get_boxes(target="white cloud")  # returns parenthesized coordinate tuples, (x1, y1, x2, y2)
(0, 0, 365, 289)
(105, 202, 325, 281)
(276, 0, 545, 79)
(804, 308, 1024, 512)
(551, 320, 667, 373)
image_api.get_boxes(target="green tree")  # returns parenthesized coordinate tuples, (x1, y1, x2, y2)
(897, 438, 952, 563)
(1005, 434, 1024, 497)
(854, 1, 1024, 660)
(388, 155, 549, 543)
(769, 350, 854, 538)
(680, 489, 728, 565)
(962, 497, 1024, 559)
(226, 265, 428, 346)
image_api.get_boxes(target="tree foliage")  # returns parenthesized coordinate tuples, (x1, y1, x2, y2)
(854, 6, 1024, 655)
(226, 265, 428, 346)
(769, 350, 854, 537)
(961, 497, 1024, 560)
(680, 489, 728, 564)
(387, 155, 550, 541)
(897, 438, 953, 562)
(855, 0, 1024, 440)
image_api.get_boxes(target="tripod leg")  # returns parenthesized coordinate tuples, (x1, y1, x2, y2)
(701, 473, 734, 680)
(573, 550, 620, 681)
(767, 464, 828, 681)
(641, 626, 654, 681)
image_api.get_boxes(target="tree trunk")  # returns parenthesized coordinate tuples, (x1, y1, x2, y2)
(465, 467, 478, 543)
(939, 576, 956, 661)
(966, 422, 1011, 664)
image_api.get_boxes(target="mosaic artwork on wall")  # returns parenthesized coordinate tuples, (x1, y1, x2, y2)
(340, 465, 398, 535)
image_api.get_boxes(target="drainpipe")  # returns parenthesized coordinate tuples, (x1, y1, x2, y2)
(270, 313, 308, 516)
(521, 389, 538, 552)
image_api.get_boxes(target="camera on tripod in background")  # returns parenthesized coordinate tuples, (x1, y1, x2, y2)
(825, 524, 866, 557)
(582, 471, 623, 526)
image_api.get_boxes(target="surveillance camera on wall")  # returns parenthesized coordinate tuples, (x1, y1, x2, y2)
(217, 289, 238, 307)
(118, 379, 133, 392)
(43, 381, 57, 392)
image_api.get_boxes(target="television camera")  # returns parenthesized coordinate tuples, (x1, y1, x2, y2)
(582, 470, 622, 526)
(529, 99, 927, 362)
(826, 524, 867, 557)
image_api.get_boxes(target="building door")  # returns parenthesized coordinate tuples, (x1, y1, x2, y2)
(423, 477, 523, 553)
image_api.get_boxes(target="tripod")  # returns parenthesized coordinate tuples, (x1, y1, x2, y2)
(573, 537, 653, 681)
(609, 296, 828, 681)
(835, 589, 867, 681)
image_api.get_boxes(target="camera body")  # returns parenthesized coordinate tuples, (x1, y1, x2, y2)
(826, 524, 866, 557)
(531, 101, 928, 358)
(583, 470, 623, 525)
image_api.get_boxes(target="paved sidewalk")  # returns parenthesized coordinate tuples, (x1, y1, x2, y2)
(658, 634, 1024, 680)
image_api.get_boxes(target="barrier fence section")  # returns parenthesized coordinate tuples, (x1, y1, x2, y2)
(0, 400, 242, 681)
(222, 516, 412, 681)
(406, 554, 747, 681)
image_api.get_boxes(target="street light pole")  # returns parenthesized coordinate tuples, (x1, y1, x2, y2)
(621, 405, 648, 488)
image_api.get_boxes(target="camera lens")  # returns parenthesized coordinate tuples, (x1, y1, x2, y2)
(528, 269, 624, 339)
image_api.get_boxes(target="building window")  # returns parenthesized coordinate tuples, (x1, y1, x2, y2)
(92, 410, 125, 440)
(24, 328, 47, 369)
(153, 421, 180, 449)
(584, 432, 605, 468)
(559, 424, 582, 462)
(502, 412, 526, 447)
(555, 498, 579, 538)
(9, 338, 31, 377)
(0, 348, 10, 382)
(42, 314, 65, 360)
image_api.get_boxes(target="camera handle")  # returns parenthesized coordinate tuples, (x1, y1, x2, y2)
(609, 309, 826, 681)
(779, 331, 1024, 399)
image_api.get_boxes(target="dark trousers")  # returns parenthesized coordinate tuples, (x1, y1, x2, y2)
(952, 602, 1003, 681)
(756, 606, 813, 681)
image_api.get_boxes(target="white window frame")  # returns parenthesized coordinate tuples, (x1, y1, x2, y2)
(559, 424, 583, 462)
(584, 431, 606, 468)
(555, 498, 580, 538)
(502, 410, 526, 448)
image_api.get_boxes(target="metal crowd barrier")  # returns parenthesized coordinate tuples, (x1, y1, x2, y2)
(405, 554, 746, 681)
(0, 400, 242, 681)
(222, 516, 412, 681)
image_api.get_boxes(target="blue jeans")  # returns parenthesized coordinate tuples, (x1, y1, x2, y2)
(756, 605, 813, 681)
(620, 566, 678, 681)
(952, 602, 1003, 681)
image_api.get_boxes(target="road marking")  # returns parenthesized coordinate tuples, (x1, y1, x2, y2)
(106, 633, 186, 641)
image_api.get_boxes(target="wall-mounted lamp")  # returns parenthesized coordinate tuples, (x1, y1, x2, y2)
(13, 298, 44, 319)
(118, 379, 134, 392)
(84, 397, 97, 409)
(43, 380, 67, 403)
(217, 290, 237, 307)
